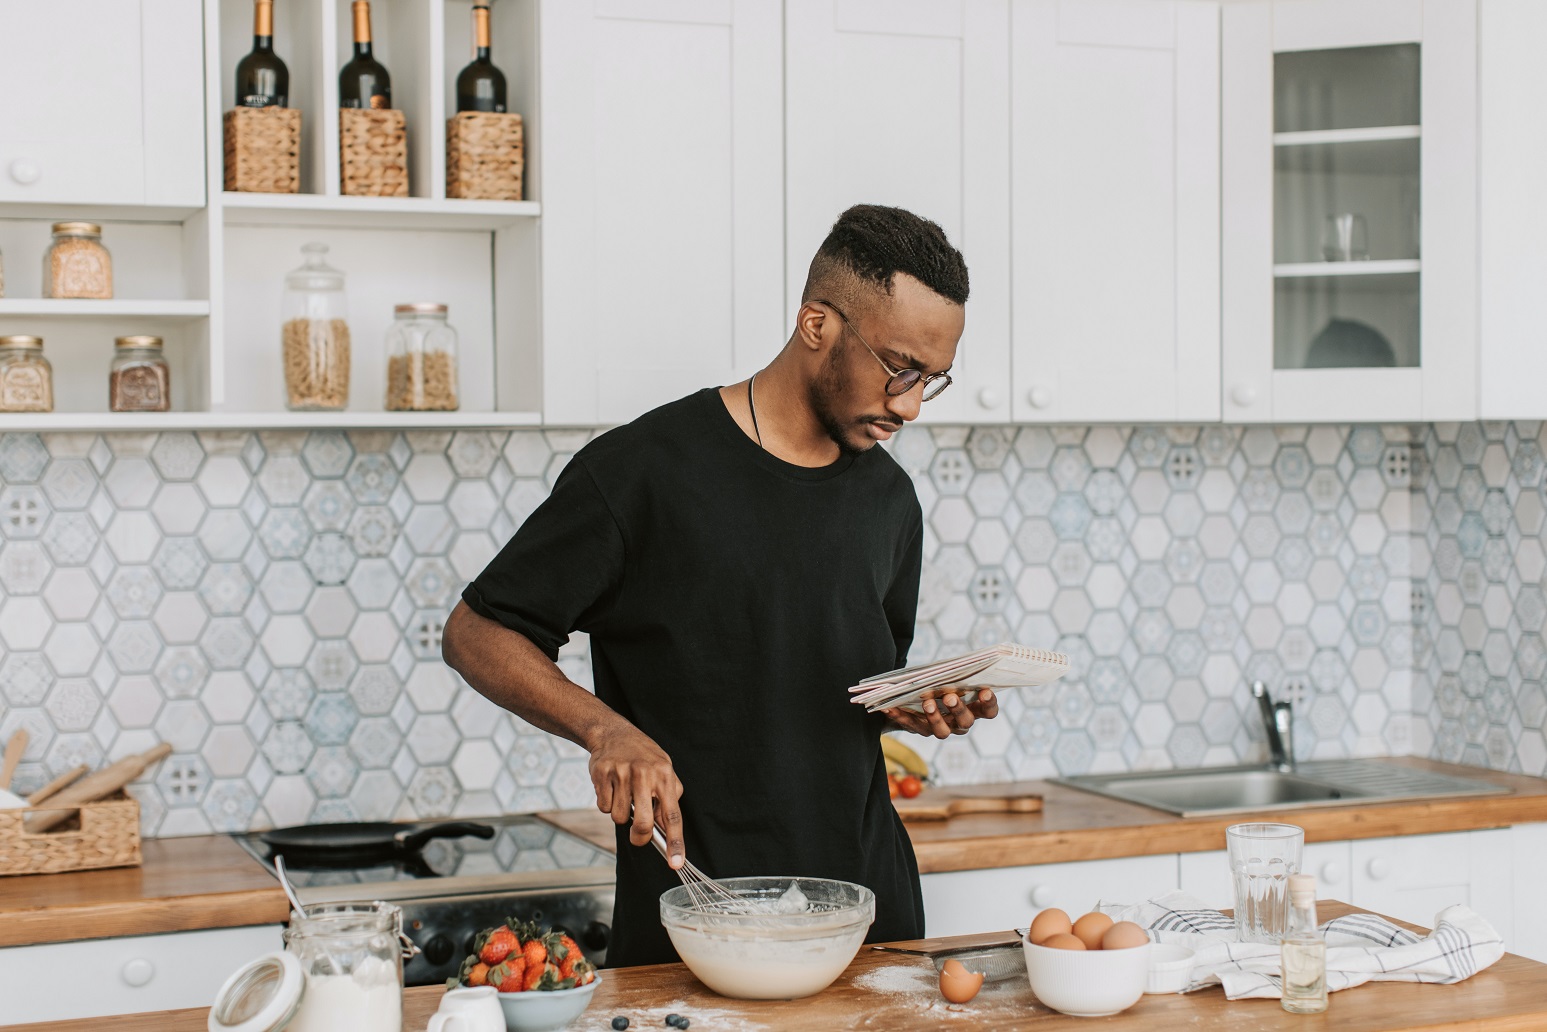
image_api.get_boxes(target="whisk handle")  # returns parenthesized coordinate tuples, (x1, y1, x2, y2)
(650, 825, 670, 859)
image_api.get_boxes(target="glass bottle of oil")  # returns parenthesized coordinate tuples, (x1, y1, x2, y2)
(1281, 872, 1328, 1014)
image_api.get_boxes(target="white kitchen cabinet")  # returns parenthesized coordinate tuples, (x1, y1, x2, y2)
(921, 853, 1178, 938)
(1351, 829, 1513, 950)
(784, 0, 1013, 426)
(1178, 839, 1352, 910)
(539, 0, 784, 426)
(1511, 823, 1547, 963)
(1010, 0, 1221, 423)
(1221, 0, 1477, 423)
(0, 0, 205, 208)
(0, 923, 282, 1024)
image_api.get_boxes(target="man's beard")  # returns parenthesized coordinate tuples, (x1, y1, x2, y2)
(807, 340, 881, 457)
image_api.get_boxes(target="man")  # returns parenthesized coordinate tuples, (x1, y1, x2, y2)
(442, 204, 1000, 966)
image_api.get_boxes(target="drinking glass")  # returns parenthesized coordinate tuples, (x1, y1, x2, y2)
(1321, 213, 1369, 262)
(1227, 823, 1304, 944)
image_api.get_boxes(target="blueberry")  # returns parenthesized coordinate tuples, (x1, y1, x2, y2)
(676, 1021, 690, 1029)
(664, 1017, 682, 1028)
(611, 1018, 629, 1031)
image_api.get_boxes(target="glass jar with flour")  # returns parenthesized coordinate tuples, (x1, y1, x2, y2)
(284, 901, 412, 1032)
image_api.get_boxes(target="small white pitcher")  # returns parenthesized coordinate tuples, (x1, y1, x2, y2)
(427, 985, 505, 1032)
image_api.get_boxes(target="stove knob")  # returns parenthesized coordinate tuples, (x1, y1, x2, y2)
(422, 934, 456, 966)
(583, 921, 611, 952)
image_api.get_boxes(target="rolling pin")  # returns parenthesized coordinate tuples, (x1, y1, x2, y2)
(24, 744, 172, 833)
(26, 764, 89, 806)
(895, 794, 1043, 822)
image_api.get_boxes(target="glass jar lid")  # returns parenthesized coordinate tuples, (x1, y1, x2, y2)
(394, 303, 449, 316)
(115, 335, 164, 349)
(0, 335, 43, 349)
(51, 221, 102, 237)
(285, 242, 346, 292)
(207, 950, 305, 1032)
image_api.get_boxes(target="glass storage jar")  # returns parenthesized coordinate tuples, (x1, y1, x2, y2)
(0, 335, 54, 412)
(281, 242, 351, 410)
(282, 901, 412, 1032)
(385, 302, 460, 411)
(44, 222, 113, 299)
(110, 335, 171, 412)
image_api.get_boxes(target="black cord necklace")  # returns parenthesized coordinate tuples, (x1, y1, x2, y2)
(747, 374, 763, 448)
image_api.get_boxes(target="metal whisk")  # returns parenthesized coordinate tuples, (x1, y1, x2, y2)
(651, 826, 752, 914)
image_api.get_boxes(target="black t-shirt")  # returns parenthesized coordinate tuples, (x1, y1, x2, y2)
(462, 388, 927, 966)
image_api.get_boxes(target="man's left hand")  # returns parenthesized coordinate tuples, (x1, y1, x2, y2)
(882, 688, 998, 739)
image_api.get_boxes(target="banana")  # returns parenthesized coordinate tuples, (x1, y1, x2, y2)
(884, 757, 907, 778)
(881, 735, 929, 778)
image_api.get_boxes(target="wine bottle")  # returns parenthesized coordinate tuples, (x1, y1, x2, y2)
(455, 3, 507, 113)
(339, 0, 391, 110)
(235, 0, 289, 107)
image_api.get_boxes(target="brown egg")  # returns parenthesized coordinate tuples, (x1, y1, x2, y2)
(1101, 921, 1150, 950)
(1040, 932, 1088, 951)
(1071, 911, 1114, 951)
(1028, 908, 1072, 945)
(939, 958, 985, 1004)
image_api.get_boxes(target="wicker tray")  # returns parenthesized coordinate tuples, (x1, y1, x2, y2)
(340, 108, 409, 197)
(0, 791, 143, 876)
(447, 111, 524, 201)
(224, 107, 302, 194)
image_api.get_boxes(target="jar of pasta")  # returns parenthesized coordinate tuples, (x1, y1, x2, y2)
(385, 303, 460, 411)
(281, 243, 351, 411)
(0, 336, 54, 412)
(44, 222, 113, 299)
(110, 335, 171, 412)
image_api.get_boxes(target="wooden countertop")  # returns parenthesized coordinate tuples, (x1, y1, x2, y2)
(0, 834, 288, 949)
(15, 903, 1547, 1031)
(545, 756, 1547, 874)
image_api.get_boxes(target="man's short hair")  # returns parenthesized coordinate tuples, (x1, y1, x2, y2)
(802, 204, 970, 307)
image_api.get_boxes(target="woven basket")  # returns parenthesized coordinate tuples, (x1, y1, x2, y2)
(0, 791, 143, 876)
(340, 108, 409, 197)
(224, 107, 302, 194)
(446, 111, 524, 201)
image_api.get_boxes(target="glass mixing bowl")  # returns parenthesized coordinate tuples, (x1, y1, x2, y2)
(660, 877, 875, 1000)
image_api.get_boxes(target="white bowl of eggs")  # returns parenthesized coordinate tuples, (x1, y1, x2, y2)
(1022, 908, 1152, 1017)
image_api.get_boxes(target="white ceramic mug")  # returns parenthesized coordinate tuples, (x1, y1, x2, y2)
(427, 985, 505, 1032)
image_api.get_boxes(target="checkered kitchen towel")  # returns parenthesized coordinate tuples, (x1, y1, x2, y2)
(1097, 892, 1505, 1000)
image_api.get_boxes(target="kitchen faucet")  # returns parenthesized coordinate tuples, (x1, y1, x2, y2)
(1251, 681, 1295, 773)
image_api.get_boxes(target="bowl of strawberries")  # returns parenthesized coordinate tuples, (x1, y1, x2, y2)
(449, 919, 601, 1032)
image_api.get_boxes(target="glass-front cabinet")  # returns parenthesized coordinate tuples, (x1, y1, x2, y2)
(1222, 0, 1477, 422)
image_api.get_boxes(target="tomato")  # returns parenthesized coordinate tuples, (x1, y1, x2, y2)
(898, 775, 923, 799)
(887, 774, 900, 799)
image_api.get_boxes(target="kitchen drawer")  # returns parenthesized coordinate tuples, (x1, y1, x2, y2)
(921, 853, 1178, 938)
(0, 923, 282, 1024)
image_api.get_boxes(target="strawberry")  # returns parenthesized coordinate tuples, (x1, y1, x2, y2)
(478, 925, 520, 965)
(466, 962, 490, 988)
(521, 957, 545, 991)
(488, 956, 527, 993)
(520, 936, 548, 969)
(554, 934, 582, 979)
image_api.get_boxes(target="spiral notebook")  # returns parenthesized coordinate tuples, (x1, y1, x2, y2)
(848, 643, 1071, 714)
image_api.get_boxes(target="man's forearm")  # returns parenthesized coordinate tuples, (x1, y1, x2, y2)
(441, 600, 629, 752)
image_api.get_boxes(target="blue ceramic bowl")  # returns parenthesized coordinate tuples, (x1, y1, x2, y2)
(494, 975, 601, 1031)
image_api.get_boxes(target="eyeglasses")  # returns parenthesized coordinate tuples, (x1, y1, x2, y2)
(810, 299, 953, 402)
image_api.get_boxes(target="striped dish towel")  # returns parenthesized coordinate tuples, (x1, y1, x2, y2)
(1097, 891, 1505, 1000)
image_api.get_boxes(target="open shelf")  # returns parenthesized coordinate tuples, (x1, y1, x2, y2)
(0, 299, 211, 320)
(1273, 125, 1421, 147)
(1274, 260, 1421, 278)
(0, 409, 542, 432)
(221, 192, 540, 230)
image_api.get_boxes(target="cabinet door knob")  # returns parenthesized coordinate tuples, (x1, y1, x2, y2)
(977, 388, 1000, 410)
(120, 957, 155, 987)
(1319, 862, 1344, 885)
(1027, 386, 1052, 410)
(1030, 884, 1056, 908)
(1366, 858, 1391, 881)
(8, 158, 41, 185)
(1230, 383, 1257, 407)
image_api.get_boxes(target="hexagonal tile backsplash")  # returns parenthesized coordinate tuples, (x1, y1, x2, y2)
(0, 422, 1537, 838)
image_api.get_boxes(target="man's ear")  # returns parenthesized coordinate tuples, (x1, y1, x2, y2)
(795, 301, 833, 353)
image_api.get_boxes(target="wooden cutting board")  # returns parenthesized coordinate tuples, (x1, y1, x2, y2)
(894, 791, 1043, 821)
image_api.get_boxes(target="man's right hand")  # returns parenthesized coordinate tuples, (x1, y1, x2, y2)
(587, 724, 685, 869)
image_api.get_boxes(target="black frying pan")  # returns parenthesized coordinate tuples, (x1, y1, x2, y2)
(261, 820, 495, 862)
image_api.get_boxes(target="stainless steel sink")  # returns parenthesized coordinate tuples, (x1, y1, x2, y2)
(1053, 759, 1511, 817)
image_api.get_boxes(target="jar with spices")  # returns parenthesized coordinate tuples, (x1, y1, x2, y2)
(281, 242, 351, 411)
(385, 303, 460, 411)
(0, 335, 54, 413)
(44, 222, 113, 299)
(110, 335, 171, 412)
